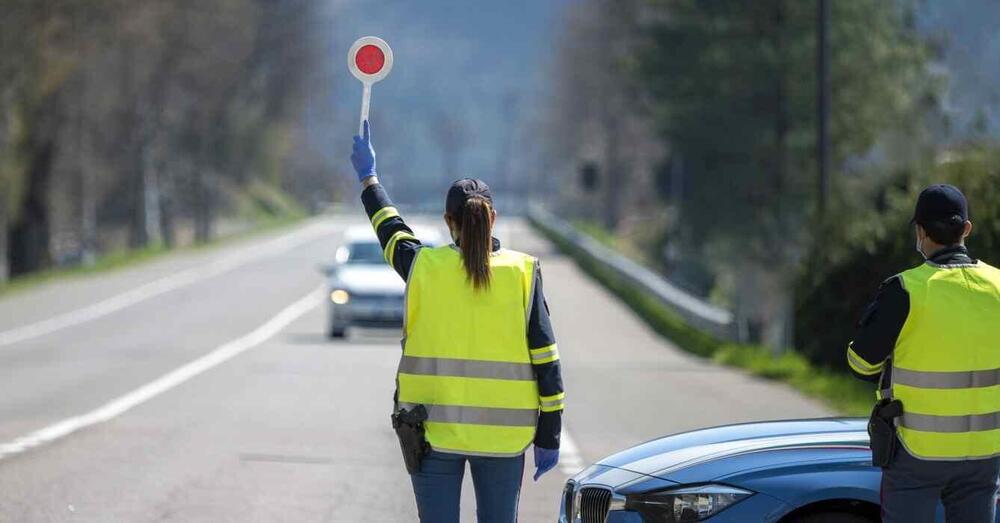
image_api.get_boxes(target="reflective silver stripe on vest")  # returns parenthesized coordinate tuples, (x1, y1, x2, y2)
(540, 398, 562, 409)
(399, 402, 537, 427)
(530, 349, 557, 363)
(399, 355, 535, 381)
(901, 411, 1000, 433)
(847, 350, 880, 373)
(893, 367, 1000, 389)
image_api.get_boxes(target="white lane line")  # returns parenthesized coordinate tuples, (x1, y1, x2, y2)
(0, 221, 337, 349)
(0, 286, 324, 461)
(559, 425, 586, 475)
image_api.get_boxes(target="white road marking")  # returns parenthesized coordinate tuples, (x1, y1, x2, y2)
(0, 221, 337, 349)
(0, 286, 324, 460)
(558, 425, 586, 476)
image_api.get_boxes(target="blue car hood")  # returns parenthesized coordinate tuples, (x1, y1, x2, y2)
(597, 418, 870, 482)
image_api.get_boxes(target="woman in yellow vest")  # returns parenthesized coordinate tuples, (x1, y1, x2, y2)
(351, 121, 565, 522)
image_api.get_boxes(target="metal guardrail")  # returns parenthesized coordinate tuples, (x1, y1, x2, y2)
(529, 207, 737, 341)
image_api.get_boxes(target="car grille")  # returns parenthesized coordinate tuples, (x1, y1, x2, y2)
(579, 487, 612, 523)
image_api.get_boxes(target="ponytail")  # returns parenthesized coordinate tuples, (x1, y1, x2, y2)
(457, 196, 493, 289)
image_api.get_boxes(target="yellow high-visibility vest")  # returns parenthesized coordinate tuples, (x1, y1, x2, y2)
(892, 260, 1000, 460)
(396, 245, 539, 457)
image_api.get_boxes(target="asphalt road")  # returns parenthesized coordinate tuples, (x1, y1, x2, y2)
(0, 214, 830, 522)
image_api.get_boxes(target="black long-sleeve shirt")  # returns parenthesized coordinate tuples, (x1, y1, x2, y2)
(361, 183, 564, 449)
(847, 245, 976, 383)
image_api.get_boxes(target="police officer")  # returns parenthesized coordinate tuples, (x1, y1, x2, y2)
(350, 121, 564, 522)
(847, 184, 1000, 522)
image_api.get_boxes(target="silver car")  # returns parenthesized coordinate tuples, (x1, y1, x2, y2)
(324, 226, 440, 338)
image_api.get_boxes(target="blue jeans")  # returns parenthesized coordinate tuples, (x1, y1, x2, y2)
(410, 450, 525, 523)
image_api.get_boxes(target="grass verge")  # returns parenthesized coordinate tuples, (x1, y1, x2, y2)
(530, 215, 874, 416)
(0, 213, 306, 299)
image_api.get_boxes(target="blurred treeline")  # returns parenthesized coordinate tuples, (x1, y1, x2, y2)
(0, 1, 334, 282)
(543, 0, 1000, 366)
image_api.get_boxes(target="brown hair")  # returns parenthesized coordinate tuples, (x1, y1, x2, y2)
(456, 195, 493, 289)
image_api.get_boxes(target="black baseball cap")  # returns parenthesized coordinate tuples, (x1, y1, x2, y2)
(446, 178, 493, 215)
(911, 184, 969, 226)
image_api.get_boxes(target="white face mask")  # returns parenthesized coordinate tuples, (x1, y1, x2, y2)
(915, 234, 926, 259)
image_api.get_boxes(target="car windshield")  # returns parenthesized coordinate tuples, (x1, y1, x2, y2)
(346, 241, 384, 264)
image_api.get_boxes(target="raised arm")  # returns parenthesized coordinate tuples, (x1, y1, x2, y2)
(352, 120, 423, 280)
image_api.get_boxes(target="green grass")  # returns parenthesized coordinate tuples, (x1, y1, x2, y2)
(572, 220, 619, 249)
(530, 215, 875, 416)
(0, 213, 306, 299)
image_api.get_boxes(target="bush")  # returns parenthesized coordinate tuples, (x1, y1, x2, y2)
(795, 145, 1000, 369)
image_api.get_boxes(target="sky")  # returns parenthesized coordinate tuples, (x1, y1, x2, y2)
(317, 0, 571, 208)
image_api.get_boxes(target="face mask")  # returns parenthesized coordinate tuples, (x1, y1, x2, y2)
(915, 235, 926, 259)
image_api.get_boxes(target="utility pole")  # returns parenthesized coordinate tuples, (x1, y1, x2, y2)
(817, 0, 831, 216)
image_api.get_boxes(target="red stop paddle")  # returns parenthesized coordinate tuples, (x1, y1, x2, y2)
(348, 37, 394, 135)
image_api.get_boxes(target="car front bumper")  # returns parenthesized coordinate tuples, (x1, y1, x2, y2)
(561, 466, 791, 522)
(330, 295, 404, 328)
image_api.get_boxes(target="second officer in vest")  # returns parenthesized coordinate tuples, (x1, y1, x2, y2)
(847, 184, 1000, 522)
(351, 121, 564, 522)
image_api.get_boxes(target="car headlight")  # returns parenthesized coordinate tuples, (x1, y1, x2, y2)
(625, 484, 752, 521)
(330, 289, 350, 304)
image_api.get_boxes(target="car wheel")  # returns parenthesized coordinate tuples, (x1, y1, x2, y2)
(787, 512, 876, 523)
(328, 326, 347, 339)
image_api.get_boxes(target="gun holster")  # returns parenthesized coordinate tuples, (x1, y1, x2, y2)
(391, 404, 430, 474)
(868, 398, 903, 468)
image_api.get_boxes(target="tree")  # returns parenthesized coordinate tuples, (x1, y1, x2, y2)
(796, 145, 1000, 368)
(543, 0, 666, 231)
(636, 0, 934, 348)
(0, 0, 324, 277)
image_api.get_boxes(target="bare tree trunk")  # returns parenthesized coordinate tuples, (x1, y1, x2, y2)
(769, 0, 792, 354)
(80, 154, 97, 266)
(192, 163, 213, 244)
(10, 139, 54, 276)
(119, 26, 150, 250)
(76, 76, 97, 267)
(597, 0, 636, 231)
(129, 145, 148, 249)
(159, 191, 176, 248)
(494, 93, 519, 203)
(602, 109, 623, 230)
(142, 147, 162, 246)
(158, 162, 176, 249)
(0, 200, 9, 283)
(773, 0, 788, 234)
(71, 3, 97, 267)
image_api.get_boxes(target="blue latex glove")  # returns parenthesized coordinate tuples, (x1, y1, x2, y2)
(351, 120, 376, 181)
(533, 446, 559, 481)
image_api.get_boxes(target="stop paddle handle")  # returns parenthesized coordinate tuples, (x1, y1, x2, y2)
(348, 36, 394, 135)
